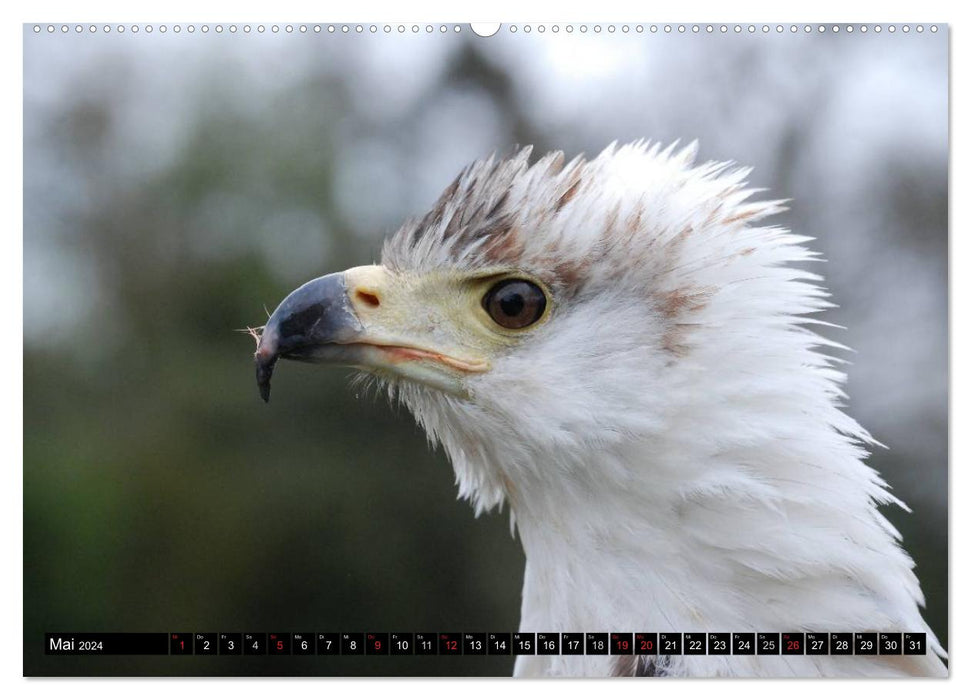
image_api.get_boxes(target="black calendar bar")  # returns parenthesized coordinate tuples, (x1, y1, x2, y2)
(488, 632, 511, 655)
(537, 632, 560, 655)
(562, 632, 585, 654)
(463, 633, 486, 655)
(44, 631, 930, 655)
(293, 632, 315, 654)
(269, 632, 291, 655)
(390, 632, 414, 655)
(807, 632, 829, 655)
(45, 633, 169, 655)
(782, 633, 805, 655)
(194, 633, 217, 655)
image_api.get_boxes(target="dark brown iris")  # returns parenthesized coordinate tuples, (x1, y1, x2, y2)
(483, 279, 547, 329)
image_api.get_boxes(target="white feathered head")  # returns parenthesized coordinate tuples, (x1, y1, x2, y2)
(255, 141, 945, 676)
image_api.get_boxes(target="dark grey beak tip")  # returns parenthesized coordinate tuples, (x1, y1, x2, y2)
(256, 354, 276, 403)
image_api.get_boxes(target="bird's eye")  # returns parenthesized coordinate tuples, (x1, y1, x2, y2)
(482, 279, 547, 329)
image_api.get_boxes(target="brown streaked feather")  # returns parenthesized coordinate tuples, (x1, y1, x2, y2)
(546, 151, 566, 174)
(555, 178, 582, 213)
(656, 287, 713, 319)
(481, 227, 525, 266)
(722, 208, 761, 225)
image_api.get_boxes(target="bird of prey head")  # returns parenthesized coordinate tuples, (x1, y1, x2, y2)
(253, 141, 946, 677)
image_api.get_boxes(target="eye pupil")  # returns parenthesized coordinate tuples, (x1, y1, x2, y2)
(500, 293, 525, 318)
(483, 279, 547, 329)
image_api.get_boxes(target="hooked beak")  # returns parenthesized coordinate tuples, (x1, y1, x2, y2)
(255, 272, 364, 402)
(255, 265, 489, 402)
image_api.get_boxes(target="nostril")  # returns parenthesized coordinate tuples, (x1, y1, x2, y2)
(356, 290, 381, 308)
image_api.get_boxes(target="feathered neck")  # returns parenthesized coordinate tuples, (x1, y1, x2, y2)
(403, 350, 944, 675)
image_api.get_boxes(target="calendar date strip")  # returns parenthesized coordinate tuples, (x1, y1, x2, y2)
(45, 631, 927, 656)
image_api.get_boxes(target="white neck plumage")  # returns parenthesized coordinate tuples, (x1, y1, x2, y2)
(504, 426, 945, 677)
